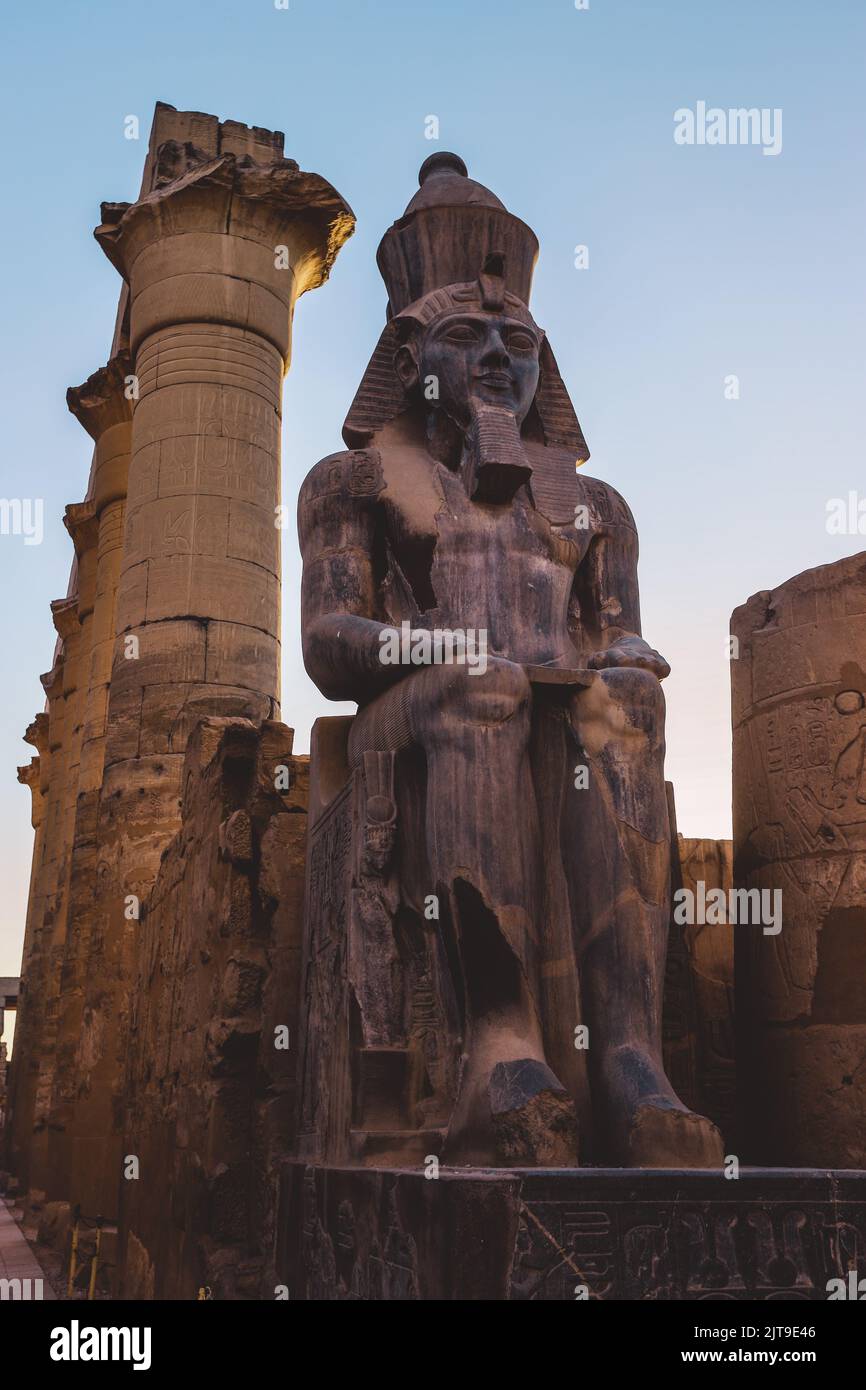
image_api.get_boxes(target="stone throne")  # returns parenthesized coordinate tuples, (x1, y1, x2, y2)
(294, 153, 724, 1174)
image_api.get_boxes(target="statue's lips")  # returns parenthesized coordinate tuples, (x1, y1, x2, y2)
(476, 371, 514, 389)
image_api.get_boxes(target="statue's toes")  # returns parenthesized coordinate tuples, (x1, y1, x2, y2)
(488, 1058, 579, 1167)
(623, 1100, 724, 1169)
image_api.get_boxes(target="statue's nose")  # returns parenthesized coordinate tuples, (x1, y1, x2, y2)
(481, 331, 510, 367)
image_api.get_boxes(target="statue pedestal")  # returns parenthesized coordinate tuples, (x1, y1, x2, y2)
(278, 1163, 866, 1300)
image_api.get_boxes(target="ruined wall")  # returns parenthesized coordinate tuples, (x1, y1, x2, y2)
(732, 551, 866, 1165)
(119, 717, 307, 1300)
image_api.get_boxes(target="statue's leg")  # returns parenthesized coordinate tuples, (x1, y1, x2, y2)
(567, 668, 724, 1167)
(350, 658, 578, 1165)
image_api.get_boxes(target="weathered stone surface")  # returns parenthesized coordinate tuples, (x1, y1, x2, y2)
(664, 831, 736, 1145)
(296, 153, 721, 1169)
(8, 111, 865, 1306)
(118, 717, 308, 1299)
(488, 1059, 580, 1166)
(281, 1163, 866, 1301)
(732, 553, 866, 1165)
(2, 104, 354, 1225)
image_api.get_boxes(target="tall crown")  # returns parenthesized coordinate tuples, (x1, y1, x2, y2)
(377, 151, 539, 317)
(343, 154, 589, 475)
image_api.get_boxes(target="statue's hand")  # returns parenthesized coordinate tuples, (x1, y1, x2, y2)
(586, 635, 670, 681)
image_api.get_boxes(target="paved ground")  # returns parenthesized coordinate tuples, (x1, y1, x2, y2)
(0, 1195, 56, 1298)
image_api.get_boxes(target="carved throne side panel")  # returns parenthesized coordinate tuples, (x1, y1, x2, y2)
(295, 718, 457, 1167)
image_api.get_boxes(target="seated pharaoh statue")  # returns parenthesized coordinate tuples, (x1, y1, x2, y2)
(295, 152, 724, 1170)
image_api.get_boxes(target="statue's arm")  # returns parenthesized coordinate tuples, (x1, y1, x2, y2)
(298, 453, 403, 702)
(569, 483, 670, 679)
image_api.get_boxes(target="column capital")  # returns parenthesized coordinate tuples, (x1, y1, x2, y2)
(50, 596, 79, 641)
(64, 501, 100, 557)
(40, 662, 64, 700)
(67, 354, 133, 515)
(24, 712, 49, 754)
(67, 353, 133, 442)
(94, 149, 354, 361)
(17, 760, 43, 829)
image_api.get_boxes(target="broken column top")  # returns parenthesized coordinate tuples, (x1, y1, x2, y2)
(143, 102, 286, 192)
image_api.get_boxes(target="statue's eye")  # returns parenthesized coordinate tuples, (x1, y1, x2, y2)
(443, 324, 478, 343)
(506, 331, 536, 352)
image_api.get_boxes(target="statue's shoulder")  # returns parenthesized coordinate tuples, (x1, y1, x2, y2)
(574, 472, 637, 534)
(299, 447, 386, 511)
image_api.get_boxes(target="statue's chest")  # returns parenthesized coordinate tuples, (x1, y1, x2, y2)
(382, 478, 586, 623)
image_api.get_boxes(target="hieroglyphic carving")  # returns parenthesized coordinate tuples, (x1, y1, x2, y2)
(296, 784, 353, 1160)
(284, 1166, 866, 1301)
(732, 554, 866, 1165)
(511, 1192, 865, 1301)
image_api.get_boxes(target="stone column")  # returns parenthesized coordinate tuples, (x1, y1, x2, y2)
(14, 716, 49, 988)
(731, 552, 866, 1165)
(69, 143, 353, 1218)
(29, 578, 96, 1198)
(8, 646, 70, 1197)
(49, 360, 133, 1192)
(67, 355, 133, 796)
(5, 732, 46, 1172)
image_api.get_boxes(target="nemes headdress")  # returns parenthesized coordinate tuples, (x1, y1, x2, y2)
(343, 152, 589, 464)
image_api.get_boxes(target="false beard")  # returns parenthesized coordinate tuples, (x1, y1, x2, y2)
(460, 401, 533, 504)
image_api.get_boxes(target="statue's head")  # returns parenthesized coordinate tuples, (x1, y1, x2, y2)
(394, 306, 541, 430)
(391, 250, 544, 442)
(342, 154, 589, 475)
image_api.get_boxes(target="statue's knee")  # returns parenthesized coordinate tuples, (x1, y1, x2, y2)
(573, 667, 665, 748)
(598, 667, 665, 732)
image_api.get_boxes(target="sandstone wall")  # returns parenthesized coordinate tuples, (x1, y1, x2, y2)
(118, 717, 308, 1300)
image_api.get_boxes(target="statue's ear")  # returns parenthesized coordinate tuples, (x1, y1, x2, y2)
(394, 341, 419, 391)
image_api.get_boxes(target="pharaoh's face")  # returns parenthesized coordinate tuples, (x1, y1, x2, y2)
(411, 311, 541, 426)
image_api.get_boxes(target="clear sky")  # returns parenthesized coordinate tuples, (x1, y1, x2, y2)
(1, 0, 864, 981)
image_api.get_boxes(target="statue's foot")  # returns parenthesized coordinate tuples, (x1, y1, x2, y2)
(488, 1058, 579, 1167)
(599, 1045, 724, 1168)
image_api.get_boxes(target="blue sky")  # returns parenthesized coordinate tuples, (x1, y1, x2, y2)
(1, 0, 864, 979)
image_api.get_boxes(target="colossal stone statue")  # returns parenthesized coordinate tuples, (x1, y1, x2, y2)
(296, 153, 724, 1168)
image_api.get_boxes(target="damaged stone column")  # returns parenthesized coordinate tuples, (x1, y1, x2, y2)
(49, 358, 133, 1190)
(9, 615, 79, 1198)
(732, 551, 866, 1165)
(5, 720, 48, 1176)
(69, 129, 354, 1218)
(66, 356, 133, 797)
(29, 515, 102, 1198)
